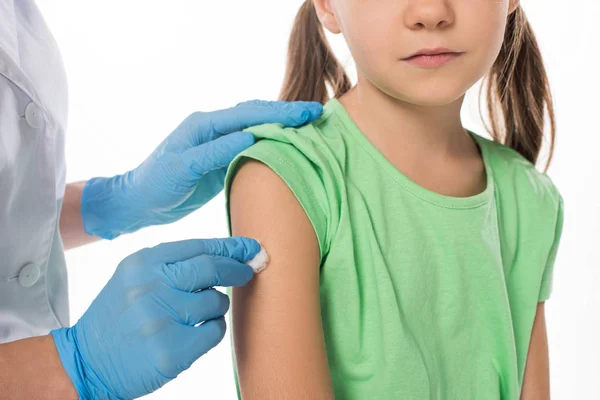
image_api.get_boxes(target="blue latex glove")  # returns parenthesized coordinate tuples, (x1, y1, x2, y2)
(51, 237, 259, 400)
(82, 100, 323, 239)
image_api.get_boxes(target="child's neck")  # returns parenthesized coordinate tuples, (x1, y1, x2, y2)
(338, 79, 487, 198)
(339, 79, 470, 157)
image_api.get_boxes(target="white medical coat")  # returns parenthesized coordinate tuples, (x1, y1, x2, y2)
(0, 0, 69, 343)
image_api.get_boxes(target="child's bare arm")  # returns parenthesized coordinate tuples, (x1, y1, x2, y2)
(520, 302, 551, 400)
(229, 159, 335, 400)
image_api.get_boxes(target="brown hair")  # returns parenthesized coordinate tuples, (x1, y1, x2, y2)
(279, 0, 351, 104)
(482, 6, 556, 170)
(280, 1, 555, 170)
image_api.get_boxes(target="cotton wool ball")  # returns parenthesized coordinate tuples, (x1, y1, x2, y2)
(245, 244, 269, 273)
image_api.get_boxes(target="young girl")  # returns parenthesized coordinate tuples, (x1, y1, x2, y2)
(226, 0, 563, 398)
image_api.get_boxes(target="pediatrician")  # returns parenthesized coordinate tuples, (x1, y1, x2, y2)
(0, 2, 322, 399)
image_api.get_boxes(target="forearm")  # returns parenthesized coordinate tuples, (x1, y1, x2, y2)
(0, 335, 78, 400)
(60, 182, 100, 250)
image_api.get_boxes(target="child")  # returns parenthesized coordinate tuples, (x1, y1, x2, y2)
(226, 0, 563, 398)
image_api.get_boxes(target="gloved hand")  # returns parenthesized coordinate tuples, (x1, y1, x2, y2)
(82, 100, 323, 239)
(51, 236, 259, 400)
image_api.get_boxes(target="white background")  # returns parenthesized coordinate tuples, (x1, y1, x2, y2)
(35, 1, 599, 399)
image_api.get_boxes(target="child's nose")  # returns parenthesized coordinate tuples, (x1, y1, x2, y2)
(404, 0, 455, 31)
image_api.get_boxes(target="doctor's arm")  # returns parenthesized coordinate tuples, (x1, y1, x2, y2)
(0, 335, 79, 399)
(229, 159, 335, 399)
(60, 181, 99, 250)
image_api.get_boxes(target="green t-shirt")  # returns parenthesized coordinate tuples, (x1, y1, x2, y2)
(225, 99, 563, 399)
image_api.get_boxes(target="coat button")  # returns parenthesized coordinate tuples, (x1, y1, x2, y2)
(18, 263, 41, 288)
(25, 102, 44, 129)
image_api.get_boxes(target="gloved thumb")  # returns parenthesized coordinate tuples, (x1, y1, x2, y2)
(180, 131, 255, 176)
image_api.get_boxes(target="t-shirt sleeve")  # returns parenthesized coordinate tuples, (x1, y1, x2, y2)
(538, 194, 564, 302)
(224, 125, 332, 260)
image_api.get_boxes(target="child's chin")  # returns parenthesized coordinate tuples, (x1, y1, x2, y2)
(393, 86, 468, 108)
(373, 77, 470, 108)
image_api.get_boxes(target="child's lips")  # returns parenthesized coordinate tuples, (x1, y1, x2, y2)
(402, 52, 463, 68)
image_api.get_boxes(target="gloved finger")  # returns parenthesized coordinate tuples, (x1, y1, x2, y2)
(163, 254, 254, 292)
(168, 289, 230, 326)
(175, 317, 227, 364)
(180, 131, 254, 176)
(224, 100, 323, 131)
(185, 100, 323, 144)
(144, 237, 261, 264)
(152, 317, 227, 378)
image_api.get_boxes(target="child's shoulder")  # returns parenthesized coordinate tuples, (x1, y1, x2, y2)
(235, 104, 346, 178)
(475, 133, 562, 210)
(242, 122, 325, 153)
(243, 103, 343, 151)
(226, 112, 345, 258)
